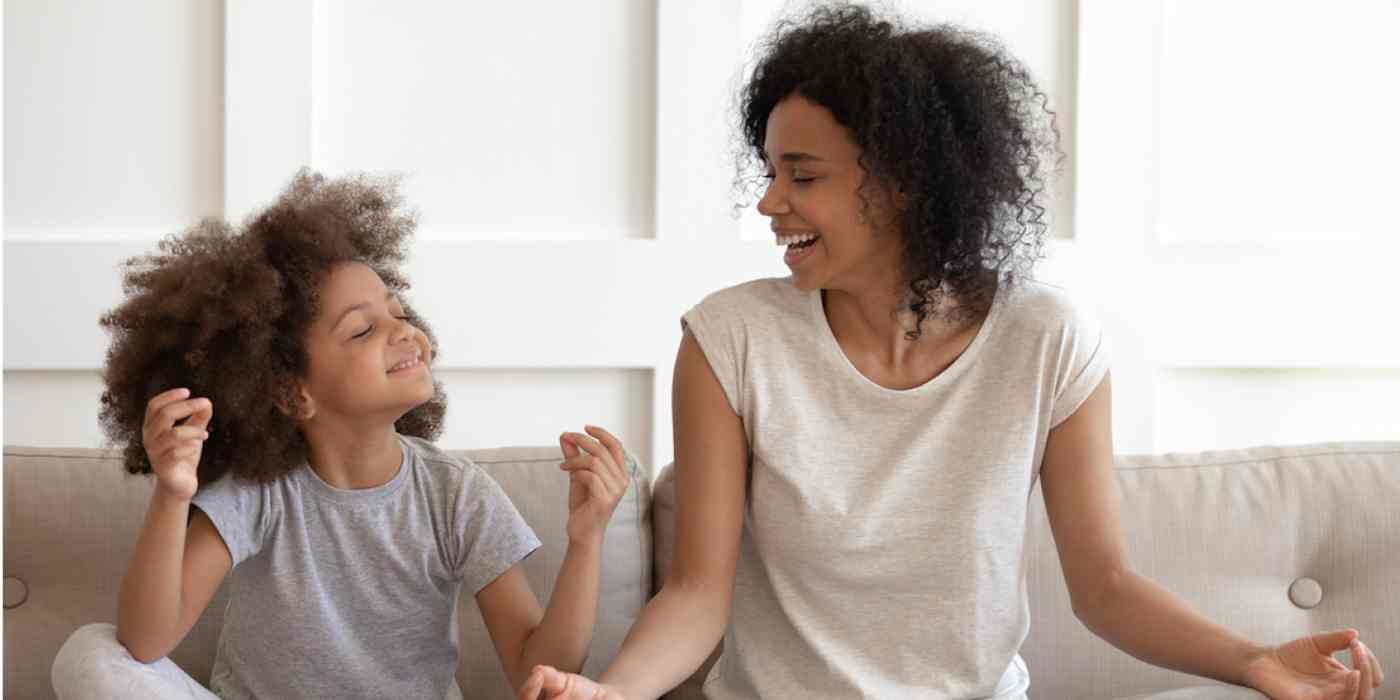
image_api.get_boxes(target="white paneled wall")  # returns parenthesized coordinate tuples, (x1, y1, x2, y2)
(3, 0, 224, 239)
(6, 1, 1396, 471)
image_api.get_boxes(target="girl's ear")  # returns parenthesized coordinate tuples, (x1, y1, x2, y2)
(275, 383, 316, 421)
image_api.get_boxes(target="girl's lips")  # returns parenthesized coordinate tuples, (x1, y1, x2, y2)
(387, 356, 423, 374)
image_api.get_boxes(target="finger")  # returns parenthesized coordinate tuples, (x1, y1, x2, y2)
(1314, 629, 1361, 655)
(144, 387, 191, 423)
(517, 666, 544, 700)
(148, 398, 211, 436)
(579, 422, 624, 473)
(560, 455, 620, 497)
(535, 666, 569, 694)
(572, 470, 608, 504)
(1361, 641, 1384, 686)
(562, 432, 616, 477)
(169, 425, 210, 442)
(150, 429, 208, 462)
(586, 427, 630, 494)
(559, 433, 580, 461)
(1345, 669, 1362, 700)
(1353, 641, 1374, 699)
(186, 399, 214, 431)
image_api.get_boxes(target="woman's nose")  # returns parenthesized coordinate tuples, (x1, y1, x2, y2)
(756, 179, 789, 217)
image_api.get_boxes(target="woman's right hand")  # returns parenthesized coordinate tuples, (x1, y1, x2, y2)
(518, 665, 627, 700)
(141, 387, 213, 502)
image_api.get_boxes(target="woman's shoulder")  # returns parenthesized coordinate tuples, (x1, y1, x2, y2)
(689, 276, 805, 321)
(997, 278, 1101, 337)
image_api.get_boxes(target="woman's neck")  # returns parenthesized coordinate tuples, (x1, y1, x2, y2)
(822, 281, 984, 390)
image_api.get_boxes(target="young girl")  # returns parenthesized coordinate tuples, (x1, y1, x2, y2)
(521, 4, 1385, 700)
(52, 170, 632, 699)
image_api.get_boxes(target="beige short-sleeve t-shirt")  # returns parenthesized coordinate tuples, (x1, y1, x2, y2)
(682, 276, 1109, 700)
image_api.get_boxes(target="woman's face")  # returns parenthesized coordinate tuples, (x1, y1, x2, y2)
(299, 261, 435, 424)
(757, 94, 903, 293)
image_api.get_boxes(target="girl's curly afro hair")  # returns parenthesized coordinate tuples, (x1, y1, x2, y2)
(99, 169, 447, 486)
(738, 3, 1059, 337)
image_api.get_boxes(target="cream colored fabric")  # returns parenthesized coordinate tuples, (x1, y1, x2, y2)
(4, 444, 652, 700)
(455, 446, 652, 700)
(653, 442, 1400, 700)
(1022, 442, 1399, 699)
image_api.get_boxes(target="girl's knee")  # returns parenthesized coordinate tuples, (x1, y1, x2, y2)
(55, 622, 125, 663)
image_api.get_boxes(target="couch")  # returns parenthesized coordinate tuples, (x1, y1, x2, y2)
(6, 441, 1397, 699)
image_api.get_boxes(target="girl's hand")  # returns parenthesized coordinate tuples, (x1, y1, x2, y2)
(558, 425, 630, 546)
(141, 388, 213, 502)
(518, 665, 627, 700)
(1244, 629, 1384, 700)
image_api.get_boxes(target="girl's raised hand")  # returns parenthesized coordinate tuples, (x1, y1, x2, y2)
(558, 425, 630, 545)
(141, 387, 213, 501)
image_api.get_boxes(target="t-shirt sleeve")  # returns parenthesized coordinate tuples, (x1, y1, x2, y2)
(455, 467, 542, 596)
(1048, 299, 1112, 429)
(191, 475, 270, 566)
(680, 293, 745, 417)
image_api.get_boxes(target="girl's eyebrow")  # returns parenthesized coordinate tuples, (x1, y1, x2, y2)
(332, 291, 396, 331)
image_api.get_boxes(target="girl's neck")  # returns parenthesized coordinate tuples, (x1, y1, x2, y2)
(301, 420, 404, 490)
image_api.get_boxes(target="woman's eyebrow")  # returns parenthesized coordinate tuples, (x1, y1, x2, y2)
(765, 151, 826, 163)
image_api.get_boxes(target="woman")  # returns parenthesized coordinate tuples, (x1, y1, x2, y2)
(521, 5, 1385, 699)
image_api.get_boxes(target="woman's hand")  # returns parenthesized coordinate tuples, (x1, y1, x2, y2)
(518, 665, 627, 700)
(558, 425, 630, 545)
(1244, 629, 1385, 700)
(141, 388, 213, 501)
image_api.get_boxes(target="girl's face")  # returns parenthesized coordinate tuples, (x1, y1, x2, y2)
(757, 94, 904, 293)
(299, 262, 435, 424)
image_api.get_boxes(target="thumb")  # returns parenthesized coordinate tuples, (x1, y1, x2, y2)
(187, 399, 214, 431)
(1312, 628, 1360, 654)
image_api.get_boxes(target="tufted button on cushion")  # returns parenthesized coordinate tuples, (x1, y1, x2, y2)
(3, 577, 28, 609)
(1288, 577, 1323, 609)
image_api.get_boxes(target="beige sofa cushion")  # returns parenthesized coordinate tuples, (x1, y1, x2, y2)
(3, 445, 651, 700)
(1023, 442, 1399, 699)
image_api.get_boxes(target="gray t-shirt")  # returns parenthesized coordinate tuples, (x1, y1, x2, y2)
(682, 277, 1109, 700)
(191, 434, 541, 700)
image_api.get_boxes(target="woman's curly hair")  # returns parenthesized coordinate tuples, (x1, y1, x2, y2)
(99, 169, 447, 485)
(738, 3, 1059, 337)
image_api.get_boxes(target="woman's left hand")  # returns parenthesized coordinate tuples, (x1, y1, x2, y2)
(558, 425, 630, 545)
(1244, 629, 1384, 700)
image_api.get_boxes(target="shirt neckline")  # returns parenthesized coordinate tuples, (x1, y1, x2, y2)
(808, 280, 1004, 396)
(296, 434, 412, 505)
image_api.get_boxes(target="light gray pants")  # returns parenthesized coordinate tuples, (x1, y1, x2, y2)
(52, 622, 469, 699)
(51, 623, 218, 699)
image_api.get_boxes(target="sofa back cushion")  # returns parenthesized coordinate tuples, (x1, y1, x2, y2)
(3, 445, 651, 700)
(1023, 442, 1400, 698)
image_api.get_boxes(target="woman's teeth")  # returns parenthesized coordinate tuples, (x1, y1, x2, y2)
(777, 233, 820, 248)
